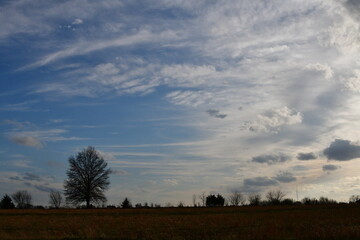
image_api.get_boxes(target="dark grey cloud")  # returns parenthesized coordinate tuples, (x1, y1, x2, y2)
(252, 153, 290, 165)
(273, 172, 296, 183)
(23, 172, 42, 181)
(34, 184, 57, 193)
(244, 177, 278, 187)
(343, 0, 360, 19)
(322, 164, 341, 172)
(206, 109, 227, 119)
(323, 139, 360, 161)
(9, 176, 21, 181)
(297, 152, 317, 160)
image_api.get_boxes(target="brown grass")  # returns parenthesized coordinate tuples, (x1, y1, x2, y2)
(1, 205, 360, 239)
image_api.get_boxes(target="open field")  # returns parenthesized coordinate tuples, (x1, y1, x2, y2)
(1, 205, 360, 240)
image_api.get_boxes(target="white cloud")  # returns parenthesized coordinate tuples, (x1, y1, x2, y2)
(8, 135, 43, 148)
(342, 69, 360, 93)
(306, 63, 334, 80)
(72, 18, 83, 25)
(250, 107, 303, 133)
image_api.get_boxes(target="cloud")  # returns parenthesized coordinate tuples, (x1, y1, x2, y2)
(252, 153, 291, 165)
(249, 107, 303, 133)
(306, 63, 334, 80)
(8, 135, 43, 148)
(322, 164, 341, 172)
(206, 109, 227, 119)
(163, 178, 178, 186)
(323, 139, 360, 161)
(342, 69, 360, 93)
(23, 172, 42, 181)
(72, 18, 83, 25)
(297, 152, 317, 161)
(244, 177, 278, 187)
(273, 172, 297, 183)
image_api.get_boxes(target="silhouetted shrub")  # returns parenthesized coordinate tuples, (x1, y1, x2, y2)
(281, 198, 295, 205)
(248, 193, 261, 206)
(206, 194, 225, 207)
(302, 197, 318, 205)
(349, 195, 360, 204)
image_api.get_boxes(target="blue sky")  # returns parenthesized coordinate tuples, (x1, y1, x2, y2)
(2, 0, 360, 206)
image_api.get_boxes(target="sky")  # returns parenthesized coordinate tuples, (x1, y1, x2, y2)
(2, 0, 360, 206)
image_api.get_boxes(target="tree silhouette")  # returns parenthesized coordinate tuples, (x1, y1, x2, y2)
(12, 190, 32, 209)
(0, 194, 15, 209)
(266, 190, 285, 205)
(228, 190, 245, 206)
(64, 146, 111, 208)
(121, 197, 132, 208)
(206, 194, 225, 207)
(49, 191, 63, 208)
(248, 193, 261, 206)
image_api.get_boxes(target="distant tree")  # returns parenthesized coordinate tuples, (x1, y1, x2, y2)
(12, 190, 32, 209)
(64, 146, 111, 208)
(192, 194, 197, 207)
(248, 193, 261, 206)
(349, 195, 360, 204)
(199, 192, 206, 207)
(301, 197, 318, 205)
(0, 194, 15, 209)
(266, 190, 285, 205)
(281, 198, 295, 205)
(318, 196, 337, 205)
(206, 194, 225, 207)
(121, 198, 132, 208)
(177, 201, 185, 207)
(49, 191, 63, 209)
(228, 190, 246, 206)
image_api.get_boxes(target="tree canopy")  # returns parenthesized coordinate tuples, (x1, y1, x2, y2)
(64, 146, 111, 208)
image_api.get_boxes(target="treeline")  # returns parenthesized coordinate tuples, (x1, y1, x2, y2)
(1, 189, 360, 209)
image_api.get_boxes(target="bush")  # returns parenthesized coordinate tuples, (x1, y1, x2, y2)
(206, 194, 225, 207)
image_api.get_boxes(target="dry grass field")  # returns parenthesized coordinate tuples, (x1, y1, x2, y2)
(1, 205, 360, 240)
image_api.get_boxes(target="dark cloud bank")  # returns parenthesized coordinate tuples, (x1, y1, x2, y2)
(323, 139, 360, 161)
(252, 153, 290, 165)
(297, 152, 317, 160)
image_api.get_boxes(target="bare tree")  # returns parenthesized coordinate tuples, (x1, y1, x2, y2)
(64, 146, 111, 208)
(248, 193, 261, 206)
(192, 194, 197, 207)
(228, 190, 246, 206)
(49, 191, 63, 208)
(12, 190, 32, 209)
(199, 192, 206, 207)
(266, 190, 285, 205)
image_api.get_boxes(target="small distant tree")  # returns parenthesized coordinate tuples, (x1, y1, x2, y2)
(349, 195, 360, 204)
(177, 201, 185, 207)
(199, 192, 206, 207)
(64, 146, 111, 208)
(266, 190, 285, 205)
(228, 190, 246, 206)
(248, 193, 261, 206)
(318, 196, 337, 205)
(281, 198, 295, 205)
(49, 191, 63, 209)
(12, 190, 32, 209)
(302, 197, 318, 205)
(0, 194, 15, 209)
(121, 197, 132, 208)
(192, 194, 197, 207)
(206, 194, 225, 207)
